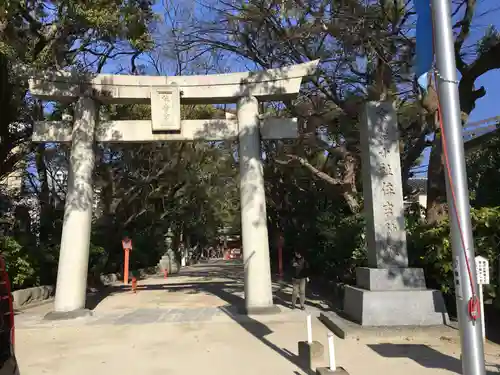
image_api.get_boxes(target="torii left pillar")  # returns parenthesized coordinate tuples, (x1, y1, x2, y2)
(46, 96, 96, 319)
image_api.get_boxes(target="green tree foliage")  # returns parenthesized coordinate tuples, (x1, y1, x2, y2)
(467, 133, 500, 207)
(409, 207, 500, 314)
(0, 0, 156, 182)
(0, 236, 36, 288)
(0, 0, 156, 288)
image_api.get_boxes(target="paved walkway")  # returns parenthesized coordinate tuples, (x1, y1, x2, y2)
(15, 261, 500, 374)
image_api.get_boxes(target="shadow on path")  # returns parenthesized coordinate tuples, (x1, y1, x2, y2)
(212, 285, 315, 375)
(87, 261, 315, 374)
(85, 262, 500, 374)
(368, 343, 499, 375)
(273, 288, 330, 312)
(97, 281, 314, 374)
(484, 304, 500, 346)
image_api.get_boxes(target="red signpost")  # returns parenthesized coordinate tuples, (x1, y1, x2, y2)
(278, 234, 284, 278)
(121, 237, 133, 285)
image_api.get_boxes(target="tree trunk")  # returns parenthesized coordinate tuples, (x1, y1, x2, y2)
(426, 136, 448, 224)
(35, 143, 52, 243)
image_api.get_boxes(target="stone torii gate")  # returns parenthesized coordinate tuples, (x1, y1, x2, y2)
(29, 61, 319, 318)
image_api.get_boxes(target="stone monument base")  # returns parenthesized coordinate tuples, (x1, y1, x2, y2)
(343, 267, 448, 326)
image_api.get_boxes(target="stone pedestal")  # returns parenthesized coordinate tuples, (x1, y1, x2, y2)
(158, 248, 179, 275)
(316, 367, 349, 375)
(158, 255, 170, 273)
(298, 341, 324, 370)
(343, 267, 448, 326)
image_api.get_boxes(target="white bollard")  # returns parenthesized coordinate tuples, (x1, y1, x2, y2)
(328, 331, 336, 371)
(475, 255, 489, 342)
(307, 314, 313, 344)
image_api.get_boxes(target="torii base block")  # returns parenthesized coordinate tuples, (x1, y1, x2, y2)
(45, 308, 92, 321)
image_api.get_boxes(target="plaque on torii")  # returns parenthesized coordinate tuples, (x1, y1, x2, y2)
(150, 84, 181, 132)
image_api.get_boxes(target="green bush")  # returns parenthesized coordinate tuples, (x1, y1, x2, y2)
(409, 206, 500, 302)
(0, 236, 37, 288)
(314, 212, 367, 285)
(89, 243, 108, 277)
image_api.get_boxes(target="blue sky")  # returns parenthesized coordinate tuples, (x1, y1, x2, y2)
(145, 0, 500, 124)
(149, 0, 500, 178)
(413, 0, 500, 177)
(151, 0, 499, 119)
(47, 0, 500, 180)
(464, 0, 500, 123)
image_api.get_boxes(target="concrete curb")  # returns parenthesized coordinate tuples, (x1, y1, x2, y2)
(319, 311, 459, 341)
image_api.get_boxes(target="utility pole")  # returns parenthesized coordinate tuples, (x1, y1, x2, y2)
(430, 0, 486, 374)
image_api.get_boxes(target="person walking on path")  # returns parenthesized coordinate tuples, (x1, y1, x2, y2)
(291, 250, 309, 310)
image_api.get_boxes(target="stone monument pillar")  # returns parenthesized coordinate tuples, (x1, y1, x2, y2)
(343, 101, 448, 326)
(50, 96, 96, 318)
(237, 96, 276, 314)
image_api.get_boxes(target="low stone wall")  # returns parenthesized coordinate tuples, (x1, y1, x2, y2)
(12, 285, 55, 310)
(99, 272, 120, 286)
(12, 266, 161, 310)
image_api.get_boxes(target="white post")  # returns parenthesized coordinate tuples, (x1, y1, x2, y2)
(475, 255, 489, 343)
(54, 96, 96, 313)
(237, 96, 274, 313)
(306, 314, 313, 344)
(480, 286, 485, 342)
(328, 332, 336, 371)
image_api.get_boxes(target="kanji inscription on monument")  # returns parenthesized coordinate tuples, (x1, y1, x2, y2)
(360, 101, 408, 268)
(151, 85, 181, 132)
